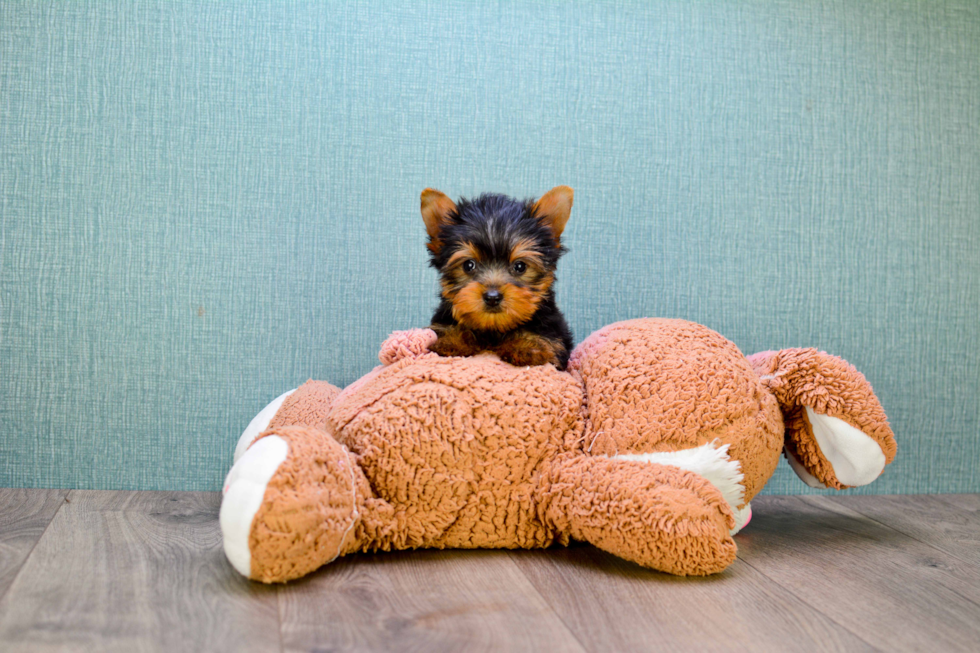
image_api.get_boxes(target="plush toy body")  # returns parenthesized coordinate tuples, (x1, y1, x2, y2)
(221, 319, 895, 583)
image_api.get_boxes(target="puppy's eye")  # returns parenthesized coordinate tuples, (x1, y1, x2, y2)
(462, 260, 476, 273)
(511, 261, 527, 275)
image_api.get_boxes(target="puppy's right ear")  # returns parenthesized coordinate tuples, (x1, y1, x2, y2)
(532, 186, 574, 243)
(421, 188, 457, 254)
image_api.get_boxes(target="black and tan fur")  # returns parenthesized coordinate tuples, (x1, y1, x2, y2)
(421, 186, 575, 369)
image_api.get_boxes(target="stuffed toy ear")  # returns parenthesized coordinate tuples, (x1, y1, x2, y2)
(532, 186, 574, 242)
(748, 349, 896, 490)
(420, 188, 457, 254)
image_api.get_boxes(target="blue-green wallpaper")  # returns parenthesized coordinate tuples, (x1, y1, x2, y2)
(1, 1, 978, 493)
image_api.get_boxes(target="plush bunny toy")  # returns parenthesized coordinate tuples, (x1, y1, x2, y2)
(220, 318, 895, 583)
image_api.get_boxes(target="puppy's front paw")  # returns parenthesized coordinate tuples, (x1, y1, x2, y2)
(496, 334, 563, 368)
(428, 326, 481, 358)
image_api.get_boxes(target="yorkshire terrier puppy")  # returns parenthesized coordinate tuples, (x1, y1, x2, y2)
(421, 186, 575, 370)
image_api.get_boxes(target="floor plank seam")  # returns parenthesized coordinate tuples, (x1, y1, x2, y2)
(0, 489, 71, 607)
(937, 582, 980, 614)
(504, 551, 593, 653)
(808, 497, 980, 572)
(276, 585, 287, 653)
(733, 554, 883, 652)
(844, 509, 980, 570)
(937, 493, 980, 512)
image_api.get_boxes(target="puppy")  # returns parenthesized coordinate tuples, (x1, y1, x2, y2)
(421, 186, 574, 369)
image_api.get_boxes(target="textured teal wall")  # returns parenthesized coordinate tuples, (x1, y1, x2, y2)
(1, 1, 978, 493)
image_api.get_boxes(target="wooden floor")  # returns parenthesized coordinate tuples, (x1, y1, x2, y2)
(0, 491, 978, 652)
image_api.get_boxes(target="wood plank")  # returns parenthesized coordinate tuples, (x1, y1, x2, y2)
(939, 493, 980, 524)
(0, 488, 69, 599)
(0, 490, 281, 653)
(830, 494, 980, 566)
(278, 548, 586, 653)
(509, 543, 872, 653)
(737, 495, 980, 652)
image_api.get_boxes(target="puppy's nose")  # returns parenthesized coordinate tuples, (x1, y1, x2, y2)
(483, 288, 503, 307)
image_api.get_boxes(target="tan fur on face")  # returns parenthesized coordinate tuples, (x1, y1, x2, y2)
(509, 238, 547, 269)
(529, 271, 555, 295)
(440, 243, 483, 300)
(446, 243, 483, 268)
(451, 282, 541, 332)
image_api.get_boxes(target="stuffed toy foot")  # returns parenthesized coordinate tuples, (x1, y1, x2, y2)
(222, 424, 373, 583)
(748, 349, 897, 489)
(222, 380, 387, 583)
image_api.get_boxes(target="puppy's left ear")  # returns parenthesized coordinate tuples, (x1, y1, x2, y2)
(532, 186, 574, 241)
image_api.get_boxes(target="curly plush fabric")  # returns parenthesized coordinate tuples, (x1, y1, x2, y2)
(748, 349, 897, 489)
(327, 353, 585, 552)
(570, 319, 785, 501)
(248, 425, 364, 583)
(267, 381, 339, 432)
(221, 318, 896, 582)
(378, 328, 439, 365)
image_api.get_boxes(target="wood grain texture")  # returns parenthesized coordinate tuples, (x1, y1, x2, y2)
(737, 495, 980, 652)
(3, 490, 980, 652)
(510, 544, 872, 653)
(278, 549, 586, 653)
(0, 488, 68, 600)
(0, 490, 280, 653)
(939, 492, 980, 523)
(830, 493, 980, 566)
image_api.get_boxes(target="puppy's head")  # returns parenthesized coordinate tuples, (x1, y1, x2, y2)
(421, 186, 573, 332)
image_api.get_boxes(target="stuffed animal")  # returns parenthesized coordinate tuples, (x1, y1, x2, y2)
(220, 318, 895, 583)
